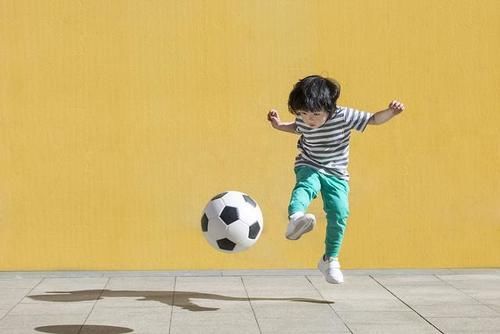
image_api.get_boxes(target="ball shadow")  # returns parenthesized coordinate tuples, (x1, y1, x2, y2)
(35, 324, 133, 333)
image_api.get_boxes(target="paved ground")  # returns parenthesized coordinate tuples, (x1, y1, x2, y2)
(0, 269, 499, 334)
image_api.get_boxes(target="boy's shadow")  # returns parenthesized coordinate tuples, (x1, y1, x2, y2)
(28, 289, 333, 312)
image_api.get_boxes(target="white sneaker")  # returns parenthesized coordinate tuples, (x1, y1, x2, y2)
(285, 212, 316, 240)
(318, 256, 344, 284)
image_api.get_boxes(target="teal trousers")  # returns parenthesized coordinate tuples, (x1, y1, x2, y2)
(288, 166, 350, 258)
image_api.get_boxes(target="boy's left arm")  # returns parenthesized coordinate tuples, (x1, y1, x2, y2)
(368, 100, 405, 125)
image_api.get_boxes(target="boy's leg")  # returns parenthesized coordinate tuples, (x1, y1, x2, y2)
(288, 166, 321, 216)
(317, 173, 349, 283)
(286, 166, 321, 240)
(319, 174, 350, 258)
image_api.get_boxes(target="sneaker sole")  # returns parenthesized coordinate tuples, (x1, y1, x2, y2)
(286, 216, 315, 240)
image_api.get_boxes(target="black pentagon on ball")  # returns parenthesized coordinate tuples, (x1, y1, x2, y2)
(220, 206, 239, 225)
(211, 192, 228, 201)
(243, 194, 257, 208)
(248, 222, 261, 239)
(201, 214, 208, 232)
(217, 238, 236, 251)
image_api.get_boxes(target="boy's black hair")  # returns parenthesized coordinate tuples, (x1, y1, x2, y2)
(288, 75, 341, 115)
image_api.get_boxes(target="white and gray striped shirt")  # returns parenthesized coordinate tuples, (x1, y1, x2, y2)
(295, 106, 373, 180)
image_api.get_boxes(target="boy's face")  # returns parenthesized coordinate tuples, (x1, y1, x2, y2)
(298, 110, 329, 128)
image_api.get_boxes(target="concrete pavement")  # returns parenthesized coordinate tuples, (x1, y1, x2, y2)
(0, 269, 499, 333)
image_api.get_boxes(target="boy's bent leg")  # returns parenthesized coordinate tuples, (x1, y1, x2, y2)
(287, 166, 321, 215)
(286, 167, 321, 240)
(286, 213, 316, 240)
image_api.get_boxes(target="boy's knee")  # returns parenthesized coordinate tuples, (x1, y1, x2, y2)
(295, 182, 319, 198)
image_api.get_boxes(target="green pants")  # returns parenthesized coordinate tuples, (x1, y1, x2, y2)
(288, 166, 350, 258)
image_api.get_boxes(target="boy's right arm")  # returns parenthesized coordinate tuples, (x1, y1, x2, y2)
(267, 109, 298, 134)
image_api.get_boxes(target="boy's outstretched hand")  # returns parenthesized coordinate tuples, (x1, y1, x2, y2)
(267, 109, 298, 133)
(388, 100, 405, 115)
(369, 100, 405, 125)
(267, 109, 281, 128)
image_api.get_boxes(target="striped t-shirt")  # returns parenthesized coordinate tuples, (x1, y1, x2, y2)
(295, 106, 373, 180)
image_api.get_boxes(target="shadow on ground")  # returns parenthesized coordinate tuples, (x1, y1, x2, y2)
(28, 289, 333, 312)
(35, 325, 133, 334)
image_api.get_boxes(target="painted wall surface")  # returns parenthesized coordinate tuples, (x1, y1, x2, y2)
(1, 0, 499, 270)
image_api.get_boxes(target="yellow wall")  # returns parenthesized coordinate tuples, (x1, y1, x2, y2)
(1, 0, 499, 270)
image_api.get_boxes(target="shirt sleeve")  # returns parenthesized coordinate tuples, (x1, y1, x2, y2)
(294, 118, 303, 134)
(343, 107, 373, 132)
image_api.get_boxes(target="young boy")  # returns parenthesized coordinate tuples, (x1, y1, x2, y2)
(267, 75, 404, 284)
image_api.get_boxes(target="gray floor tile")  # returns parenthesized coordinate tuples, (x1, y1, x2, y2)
(385, 284, 480, 306)
(438, 275, 500, 302)
(483, 298, 500, 306)
(438, 274, 500, 284)
(458, 287, 500, 301)
(105, 276, 175, 290)
(428, 316, 500, 332)
(0, 289, 32, 308)
(1, 326, 79, 334)
(337, 311, 440, 334)
(308, 275, 397, 301)
(243, 276, 324, 300)
(0, 313, 88, 330)
(91, 290, 174, 308)
(0, 278, 42, 289)
(446, 330, 498, 334)
(331, 298, 411, 312)
(86, 306, 171, 333)
(80, 325, 136, 334)
(101, 270, 224, 277)
(24, 289, 102, 304)
(173, 277, 254, 313)
(258, 317, 350, 334)
(354, 269, 453, 276)
(412, 303, 500, 318)
(170, 310, 260, 334)
(371, 274, 444, 286)
(0, 308, 10, 320)
(251, 301, 350, 333)
(486, 302, 500, 313)
(439, 272, 500, 280)
(173, 299, 252, 313)
(8, 302, 95, 316)
(32, 277, 109, 291)
(175, 276, 246, 294)
(222, 269, 320, 276)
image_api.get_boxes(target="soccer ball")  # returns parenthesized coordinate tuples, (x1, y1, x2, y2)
(201, 191, 263, 253)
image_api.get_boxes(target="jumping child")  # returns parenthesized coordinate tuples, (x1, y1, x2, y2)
(267, 75, 404, 283)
